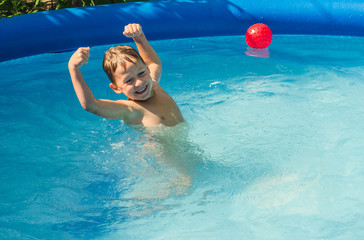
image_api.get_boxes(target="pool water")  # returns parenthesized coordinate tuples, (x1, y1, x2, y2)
(1, 35, 364, 239)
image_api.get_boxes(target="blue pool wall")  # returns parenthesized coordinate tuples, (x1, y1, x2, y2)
(0, 0, 363, 62)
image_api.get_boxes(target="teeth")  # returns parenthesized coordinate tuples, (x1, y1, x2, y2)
(136, 86, 146, 93)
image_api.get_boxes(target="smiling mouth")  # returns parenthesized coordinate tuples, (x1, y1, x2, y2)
(135, 84, 148, 95)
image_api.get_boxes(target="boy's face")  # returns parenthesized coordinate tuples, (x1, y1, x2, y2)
(110, 60, 153, 101)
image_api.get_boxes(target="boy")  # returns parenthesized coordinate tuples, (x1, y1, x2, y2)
(68, 23, 185, 127)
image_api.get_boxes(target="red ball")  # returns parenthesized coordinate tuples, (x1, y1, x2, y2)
(245, 23, 272, 49)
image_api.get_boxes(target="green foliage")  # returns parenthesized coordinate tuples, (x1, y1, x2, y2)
(0, 0, 46, 18)
(0, 0, 149, 18)
(55, 0, 146, 10)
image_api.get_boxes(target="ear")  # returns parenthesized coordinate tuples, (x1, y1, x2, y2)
(109, 83, 123, 94)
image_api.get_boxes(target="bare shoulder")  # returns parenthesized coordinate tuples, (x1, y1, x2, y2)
(152, 80, 165, 93)
(118, 100, 145, 125)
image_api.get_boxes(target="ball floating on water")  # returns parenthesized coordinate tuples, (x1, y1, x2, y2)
(245, 23, 272, 49)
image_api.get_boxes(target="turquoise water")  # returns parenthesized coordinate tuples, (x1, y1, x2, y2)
(1, 35, 364, 239)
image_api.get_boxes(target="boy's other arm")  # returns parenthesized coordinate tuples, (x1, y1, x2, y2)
(123, 24, 162, 83)
(68, 47, 136, 120)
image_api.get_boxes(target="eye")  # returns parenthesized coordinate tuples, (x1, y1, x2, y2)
(138, 70, 146, 76)
(125, 78, 133, 84)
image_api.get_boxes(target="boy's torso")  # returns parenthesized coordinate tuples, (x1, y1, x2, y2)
(124, 82, 184, 127)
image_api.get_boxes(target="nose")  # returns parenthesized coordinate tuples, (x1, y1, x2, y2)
(135, 78, 143, 87)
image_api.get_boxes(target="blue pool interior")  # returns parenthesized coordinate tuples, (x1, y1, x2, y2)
(1, 35, 364, 239)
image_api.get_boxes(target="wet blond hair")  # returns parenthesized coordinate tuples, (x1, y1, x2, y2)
(102, 45, 146, 83)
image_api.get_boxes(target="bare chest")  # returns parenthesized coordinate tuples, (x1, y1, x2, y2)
(131, 90, 184, 127)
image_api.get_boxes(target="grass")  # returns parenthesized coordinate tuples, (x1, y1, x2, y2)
(0, 0, 149, 18)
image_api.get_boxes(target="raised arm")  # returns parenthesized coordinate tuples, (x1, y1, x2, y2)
(123, 24, 162, 82)
(68, 47, 135, 120)
(68, 47, 97, 110)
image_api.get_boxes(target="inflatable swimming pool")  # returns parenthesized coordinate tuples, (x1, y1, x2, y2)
(0, 0, 363, 62)
(1, 1, 364, 239)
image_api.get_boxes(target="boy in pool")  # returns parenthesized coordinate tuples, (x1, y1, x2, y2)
(68, 23, 184, 127)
